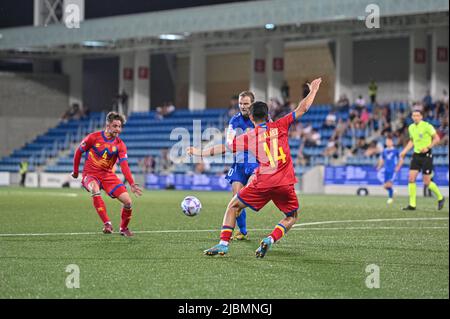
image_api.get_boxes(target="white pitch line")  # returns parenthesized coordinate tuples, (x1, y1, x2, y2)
(293, 217, 449, 227)
(0, 217, 447, 237)
(0, 192, 78, 198)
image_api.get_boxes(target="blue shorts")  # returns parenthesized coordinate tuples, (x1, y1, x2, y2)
(384, 170, 396, 183)
(225, 162, 258, 185)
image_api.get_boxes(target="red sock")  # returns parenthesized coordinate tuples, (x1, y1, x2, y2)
(220, 225, 234, 243)
(92, 195, 110, 224)
(120, 207, 132, 230)
(269, 224, 287, 242)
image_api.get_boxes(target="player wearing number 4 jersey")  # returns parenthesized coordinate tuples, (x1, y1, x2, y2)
(194, 78, 322, 258)
(71, 112, 143, 236)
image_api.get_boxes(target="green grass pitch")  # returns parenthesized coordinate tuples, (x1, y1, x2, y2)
(0, 187, 448, 298)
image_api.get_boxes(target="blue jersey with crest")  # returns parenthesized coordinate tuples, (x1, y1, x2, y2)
(227, 112, 257, 164)
(382, 148, 399, 172)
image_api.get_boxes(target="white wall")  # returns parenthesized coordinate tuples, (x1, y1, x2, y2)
(0, 72, 69, 157)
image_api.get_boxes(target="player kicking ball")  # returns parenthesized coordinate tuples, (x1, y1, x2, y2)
(376, 135, 403, 204)
(197, 78, 321, 258)
(187, 91, 259, 241)
(71, 111, 143, 236)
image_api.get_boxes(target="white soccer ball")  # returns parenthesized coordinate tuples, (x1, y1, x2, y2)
(181, 196, 202, 217)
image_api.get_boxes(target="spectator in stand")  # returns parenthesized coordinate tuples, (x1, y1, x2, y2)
(269, 97, 284, 120)
(422, 89, 433, 117)
(437, 117, 449, 146)
(139, 155, 156, 174)
(157, 148, 174, 174)
(368, 80, 378, 104)
(323, 111, 337, 129)
(381, 121, 393, 136)
(332, 118, 348, 140)
(352, 137, 368, 156)
(281, 81, 290, 103)
(289, 121, 303, 140)
(364, 140, 382, 157)
(61, 103, 84, 122)
(355, 95, 366, 110)
(322, 136, 339, 159)
(305, 129, 321, 147)
(156, 102, 176, 120)
(381, 104, 391, 123)
(411, 101, 424, 112)
(194, 159, 211, 175)
(301, 122, 313, 140)
(295, 142, 308, 167)
(360, 107, 371, 129)
(81, 105, 90, 119)
(335, 93, 350, 113)
(435, 89, 449, 120)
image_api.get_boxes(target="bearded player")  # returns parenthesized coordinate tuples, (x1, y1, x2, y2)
(188, 91, 257, 241)
(192, 78, 322, 257)
(71, 111, 143, 236)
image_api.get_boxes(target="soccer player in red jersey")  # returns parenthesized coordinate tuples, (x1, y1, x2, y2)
(199, 78, 322, 257)
(71, 112, 143, 236)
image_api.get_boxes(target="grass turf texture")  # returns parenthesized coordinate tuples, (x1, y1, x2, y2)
(0, 187, 448, 298)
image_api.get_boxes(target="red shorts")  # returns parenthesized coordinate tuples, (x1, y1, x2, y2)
(237, 182, 299, 216)
(82, 173, 127, 199)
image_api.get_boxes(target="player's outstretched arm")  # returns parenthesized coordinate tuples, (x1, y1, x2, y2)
(294, 77, 322, 119)
(187, 144, 227, 157)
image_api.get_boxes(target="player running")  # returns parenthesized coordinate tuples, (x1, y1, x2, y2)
(376, 136, 403, 204)
(399, 110, 445, 211)
(198, 77, 322, 258)
(187, 91, 258, 241)
(71, 111, 143, 236)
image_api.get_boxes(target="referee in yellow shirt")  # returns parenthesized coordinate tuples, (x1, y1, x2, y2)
(399, 110, 445, 210)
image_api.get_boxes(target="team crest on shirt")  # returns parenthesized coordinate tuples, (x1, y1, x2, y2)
(96, 143, 101, 147)
(112, 146, 117, 152)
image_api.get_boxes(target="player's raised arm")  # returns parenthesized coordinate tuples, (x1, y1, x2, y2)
(294, 77, 322, 119)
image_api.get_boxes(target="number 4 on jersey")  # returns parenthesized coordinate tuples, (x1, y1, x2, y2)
(263, 138, 286, 168)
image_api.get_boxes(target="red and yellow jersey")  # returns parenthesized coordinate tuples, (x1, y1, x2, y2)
(228, 112, 297, 188)
(78, 131, 128, 175)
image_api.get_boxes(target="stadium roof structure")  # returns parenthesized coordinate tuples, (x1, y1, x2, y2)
(0, 0, 448, 58)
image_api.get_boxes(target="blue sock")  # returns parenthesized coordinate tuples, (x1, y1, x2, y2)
(236, 209, 247, 235)
(387, 187, 393, 198)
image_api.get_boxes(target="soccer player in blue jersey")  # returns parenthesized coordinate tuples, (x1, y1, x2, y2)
(225, 91, 259, 240)
(187, 91, 257, 240)
(376, 136, 403, 204)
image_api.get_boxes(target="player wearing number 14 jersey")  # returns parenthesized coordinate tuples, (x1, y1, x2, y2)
(201, 78, 322, 258)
